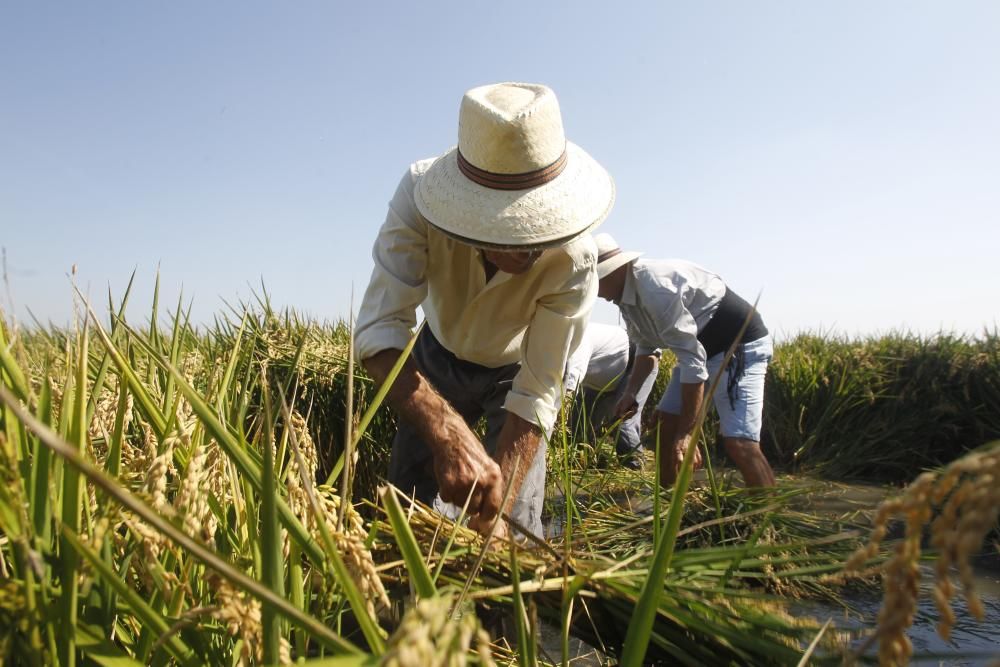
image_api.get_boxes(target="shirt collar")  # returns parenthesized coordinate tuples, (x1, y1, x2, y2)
(620, 261, 639, 306)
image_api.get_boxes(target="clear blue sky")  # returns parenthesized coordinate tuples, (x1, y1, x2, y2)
(2, 1, 998, 337)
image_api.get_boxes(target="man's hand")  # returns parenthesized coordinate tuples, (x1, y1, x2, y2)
(669, 435, 703, 479)
(434, 435, 504, 526)
(613, 390, 638, 420)
(614, 354, 658, 421)
(467, 511, 509, 543)
(362, 347, 506, 534)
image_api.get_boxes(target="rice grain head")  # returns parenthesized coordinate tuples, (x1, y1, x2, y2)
(846, 446, 1000, 666)
(379, 594, 495, 667)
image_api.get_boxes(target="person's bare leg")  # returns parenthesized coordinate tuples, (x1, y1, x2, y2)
(653, 411, 680, 487)
(723, 437, 776, 487)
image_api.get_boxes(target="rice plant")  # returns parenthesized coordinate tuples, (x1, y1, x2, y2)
(1, 288, 995, 666)
(763, 331, 1000, 481)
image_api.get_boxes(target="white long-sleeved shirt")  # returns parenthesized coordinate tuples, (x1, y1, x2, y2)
(618, 258, 726, 384)
(355, 159, 598, 430)
(563, 322, 631, 394)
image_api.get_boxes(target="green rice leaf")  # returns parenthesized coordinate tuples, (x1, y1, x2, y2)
(381, 485, 436, 600)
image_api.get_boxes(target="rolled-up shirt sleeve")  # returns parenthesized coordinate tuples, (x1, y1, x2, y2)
(504, 250, 597, 431)
(628, 322, 662, 359)
(652, 291, 708, 383)
(354, 167, 429, 363)
(562, 328, 592, 395)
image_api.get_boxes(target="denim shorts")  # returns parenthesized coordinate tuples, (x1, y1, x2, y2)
(657, 335, 773, 441)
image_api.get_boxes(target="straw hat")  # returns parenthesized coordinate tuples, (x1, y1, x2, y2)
(593, 233, 642, 279)
(414, 82, 615, 250)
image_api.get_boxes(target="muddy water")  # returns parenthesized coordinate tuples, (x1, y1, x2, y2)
(796, 566, 1000, 665)
(794, 479, 1000, 665)
(542, 475, 1000, 664)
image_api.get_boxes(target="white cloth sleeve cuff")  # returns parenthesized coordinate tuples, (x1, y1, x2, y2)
(503, 391, 558, 433)
(354, 322, 414, 364)
(677, 363, 709, 384)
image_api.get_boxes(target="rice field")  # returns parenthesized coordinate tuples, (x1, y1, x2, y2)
(0, 287, 997, 666)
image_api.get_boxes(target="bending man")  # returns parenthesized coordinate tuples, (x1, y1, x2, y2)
(355, 83, 615, 538)
(593, 233, 776, 488)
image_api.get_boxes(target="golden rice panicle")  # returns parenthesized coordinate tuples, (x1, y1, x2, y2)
(284, 410, 317, 544)
(208, 572, 264, 666)
(846, 445, 1000, 666)
(176, 435, 219, 544)
(379, 595, 495, 667)
(88, 378, 120, 461)
(931, 448, 1000, 629)
(123, 515, 181, 598)
(315, 490, 390, 615)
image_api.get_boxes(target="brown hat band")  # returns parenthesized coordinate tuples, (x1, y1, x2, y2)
(597, 247, 622, 264)
(457, 149, 568, 191)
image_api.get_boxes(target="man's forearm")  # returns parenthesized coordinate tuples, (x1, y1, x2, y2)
(493, 412, 543, 514)
(676, 381, 704, 439)
(362, 348, 468, 458)
(624, 354, 658, 397)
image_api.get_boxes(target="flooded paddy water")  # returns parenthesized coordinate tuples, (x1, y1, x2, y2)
(795, 479, 1000, 665)
(542, 472, 1000, 664)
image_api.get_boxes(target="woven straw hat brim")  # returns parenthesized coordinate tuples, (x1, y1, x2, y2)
(414, 141, 615, 250)
(597, 251, 642, 279)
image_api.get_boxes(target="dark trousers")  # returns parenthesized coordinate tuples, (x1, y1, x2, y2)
(387, 327, 547, 537)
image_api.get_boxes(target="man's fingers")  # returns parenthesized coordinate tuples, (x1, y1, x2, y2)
(478, 476, 503, 524)
(465, 485, 485, 517)
(616, 400, 638, 419)
(614, 400, 631, 417)
(468, 512, 506, 543)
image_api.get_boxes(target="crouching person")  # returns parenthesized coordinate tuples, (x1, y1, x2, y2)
(592, 233, 776, 488)
(563, 322, 658, 469)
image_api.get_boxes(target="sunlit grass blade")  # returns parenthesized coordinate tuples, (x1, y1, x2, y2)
(0, 316, 32, 403)
(510, 543, 537, 667)
(796, 618, 832, 667)
(620, 298, 761, 667)
(339, 295, 355, 527)
(380, 485, 436, 600)
(30, 375, 54, 546)
(282, 396, 387, 653)
(86, 269, 136, 422)
(260, 377, 284, 664)
(57, 318, 88, 667)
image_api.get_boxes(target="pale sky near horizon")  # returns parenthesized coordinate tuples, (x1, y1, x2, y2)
(2, 1, 998, 339)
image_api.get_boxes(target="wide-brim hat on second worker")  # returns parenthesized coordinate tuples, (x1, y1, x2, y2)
(415, 82, 616, 250)
(593, 232, 642, 279)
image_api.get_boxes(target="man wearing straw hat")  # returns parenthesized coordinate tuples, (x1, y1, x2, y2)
(592, 233, 777, 488)
(563, 322, 658, 469)
(355, 83, 615, 539)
